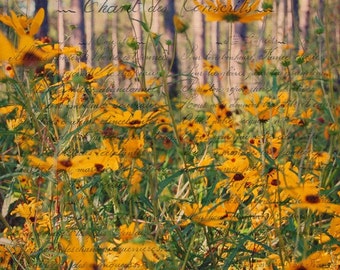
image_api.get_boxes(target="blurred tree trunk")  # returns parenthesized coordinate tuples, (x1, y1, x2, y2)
(163, 0, 178, 98)
(210, 22, 221, 89)
(70, 0, 86, 62)
(111, 1, 119, 88)
(299, 0, 311, 46)
(192, 11, 205, 104)
(291, 0, 300, 50)
(57, 0, 65, 74)
(85, 1, 94, 66)
(34, 0, 48, 38)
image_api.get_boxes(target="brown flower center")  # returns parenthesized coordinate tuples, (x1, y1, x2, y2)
(233, 173, 244, 181)
(305, 194, 320, 204)
(94, 163, 104, 172)
(270, 179, 280, 186)
(60, 160, 72, 167)
(129, 119, 141, 126)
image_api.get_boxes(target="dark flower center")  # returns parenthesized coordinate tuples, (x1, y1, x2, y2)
(129, 119, 141, 125)
(226, 111, 233, 117)
(270, 179, 280, 186)
(233, 173, 244, 181)
(60, 160, 72, 167)
(22, 52, 42, 66)
(305, 194, 320, 204)
(295, 265, 307, 270)
(95, 163, 104, 172)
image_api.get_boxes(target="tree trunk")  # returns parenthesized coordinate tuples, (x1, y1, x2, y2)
(291, 0, 300, 50)
(70, 0, 86, 62)
(34, 0, 49, 38)
(85, 1, 95, 66)
(163, 0, 178, 98)
(299, 0, 311, 46)
(57, 0, 65, 75)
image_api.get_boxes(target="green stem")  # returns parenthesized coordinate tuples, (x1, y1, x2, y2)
(181, 225, 199, 270)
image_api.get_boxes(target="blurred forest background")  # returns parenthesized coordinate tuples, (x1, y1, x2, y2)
(0, 0, 339, 98)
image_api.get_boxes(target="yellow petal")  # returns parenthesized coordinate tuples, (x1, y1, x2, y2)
(0, 31, 16, 62)
(30, 8, 45, 36)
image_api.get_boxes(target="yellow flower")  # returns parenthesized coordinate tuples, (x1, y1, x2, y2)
(180, 199, 238, 227)
(0, 63, 15, 79)
(99, 242, 148, 270)
(287, 184, 340, 214)
(328, 217, 340, 239)
(287, 251, 332, 270)
(116, 238, 168, 265)
(0, 9, 79, 67)
(0, 31, 59, 67)
(66, 150, 120, 179)
(52, 114, 66, 129)
(72, 62, 117, 84)
(0, 104, 23, 115)
(119, 61, 136, 79)
(173, 15, 188, 33)
(11, 198, 42, 220)
(122, 132, 145, 158)
(27, 155, 55, 172)
(0, 245, 12, 269)
(59, 231, 97, 270)
(243, 92, 279, 122)
(99, 107, 160, 128)
(193, 0, 271, 23)
(196, 83, 214, 96)
(131, 91, 151, 103)
(0, 8, 45, 36)
(119, 222, 144, 242)
(309, 151, 330, 168)
(52, 84, 75, 105)
(129, 169, 143, 194)
(203, 59, 221, 75)
(218, 154, 249, 173)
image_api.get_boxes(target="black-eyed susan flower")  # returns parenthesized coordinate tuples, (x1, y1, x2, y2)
(287, 251, 332, 270)
(11, 198, 42, 220)
(0, 63, 15, 79)
(309, 151, 330, 168)
(27, 155, 55, 172)
(193, 0, 271, 23)
(0, 31, 59, 67)
(180, 199, 238, 227)
(59, 231, 97, 270)
(0, 246, 12, 269)
(196, 83, 214, 96)
(287, 184, 340, 214)
(116, 238, 168, 266)
(66, 150, 120, 179)
(0, 9, 80, 67)
(218, 154, 249, 174)
(14, 129, 36, 151)
(72, 62, 118, 85)
(243, 92, 280, 122)
(203, 59, 221, 75)
(131, 91, 151, 103)
(119, 60, 136, 79)
(0, 8, 44, 36)
(124, 169, 143, 194)
(99, 107, 160, 128)
(100, 222, 168, 268)
(122, 132, 144, 158)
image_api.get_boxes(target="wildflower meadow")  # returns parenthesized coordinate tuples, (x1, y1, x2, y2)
(0, 0, 339, 269)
